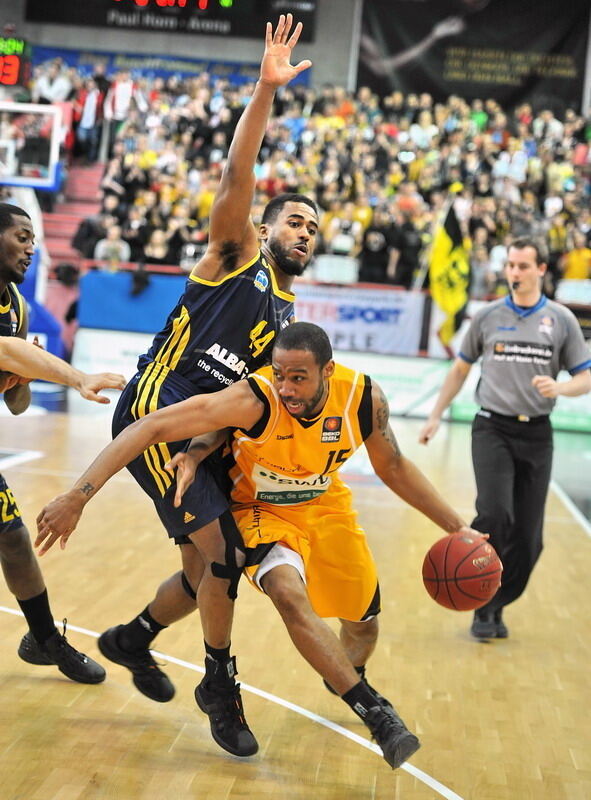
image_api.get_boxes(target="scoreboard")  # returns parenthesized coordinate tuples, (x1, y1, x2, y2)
(0, 37, 31, 87)
(24, 0, 317, 41)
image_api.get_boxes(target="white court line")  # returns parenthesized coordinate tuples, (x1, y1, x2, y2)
(0, 605, 464, 800)
(0, 449, 44, 469)
(550, 479, 591, 539)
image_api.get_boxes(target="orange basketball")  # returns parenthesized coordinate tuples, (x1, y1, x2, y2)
(422, 533, 502, 611)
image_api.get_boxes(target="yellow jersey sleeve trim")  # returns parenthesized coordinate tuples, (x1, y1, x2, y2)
(343, 370, 361, 452)
(13, 284, 25, 335)
(189, 251, 261, 286)
(0, 287, 11, 314)
(268, 261, 296, 301)
(236, 373, 280, 446)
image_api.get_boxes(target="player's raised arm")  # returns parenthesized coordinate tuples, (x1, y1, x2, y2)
(200, 14, 311, 270)
(35, 380, 263, 554)
(364, 380, 477, 536)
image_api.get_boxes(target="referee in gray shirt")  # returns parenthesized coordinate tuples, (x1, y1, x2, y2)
(419, 237, 591, 639)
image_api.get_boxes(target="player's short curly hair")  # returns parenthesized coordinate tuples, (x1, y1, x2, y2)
(275, 321, 333, 367)
(0, 203, 30, 234)
(262, 193, 318, 225)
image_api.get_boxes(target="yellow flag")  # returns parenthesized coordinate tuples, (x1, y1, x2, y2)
(429, 204, 470, 345)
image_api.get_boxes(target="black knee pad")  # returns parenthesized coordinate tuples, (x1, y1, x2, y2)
(181, 571, 197, 601)
(210, 509, 245, 600)
(360, 583, 381, 621)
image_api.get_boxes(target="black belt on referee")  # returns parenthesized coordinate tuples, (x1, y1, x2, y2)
(478, 409, 550, 424)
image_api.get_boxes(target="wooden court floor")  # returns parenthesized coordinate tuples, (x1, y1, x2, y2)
(0, 410, 589, 800)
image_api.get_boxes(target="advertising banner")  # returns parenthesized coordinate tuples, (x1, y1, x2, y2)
(294, 283, 426, 356)
(32, 45, 264, 86)
(72, 328, 152, 381)
(359, 0, 590, 112)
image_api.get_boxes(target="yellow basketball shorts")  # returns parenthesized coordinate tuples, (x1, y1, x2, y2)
(233, 489, 379, 621)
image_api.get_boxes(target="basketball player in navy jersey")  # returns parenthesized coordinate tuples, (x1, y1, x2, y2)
(58, 16, 317, 757)
(0, 202, 126, 684)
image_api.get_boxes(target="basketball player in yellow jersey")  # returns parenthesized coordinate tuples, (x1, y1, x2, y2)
(229, 358, 379, 623)
(37, 322, 483, 770)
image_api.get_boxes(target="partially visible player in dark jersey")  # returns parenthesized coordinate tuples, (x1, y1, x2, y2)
(96, 16, 317, 757)
(0, 202, 126, 685)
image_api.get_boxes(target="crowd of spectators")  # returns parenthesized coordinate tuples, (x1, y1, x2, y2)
(27, 58, 591, 294)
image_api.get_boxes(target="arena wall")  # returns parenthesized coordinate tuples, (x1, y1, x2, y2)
(0, 0, 362, 90)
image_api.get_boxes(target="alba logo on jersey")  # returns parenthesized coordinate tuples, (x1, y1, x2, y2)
(205, 342, 247, 376)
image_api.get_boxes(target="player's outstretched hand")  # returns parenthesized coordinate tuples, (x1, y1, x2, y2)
(77, 372, 127, 404)
(35, 491, 85, 555)
(260, 13, 312, 89)
(165, 451, 202, 508)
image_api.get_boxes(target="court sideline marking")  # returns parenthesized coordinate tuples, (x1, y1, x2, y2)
(551, 479, 591, 539)
(0, 449, 43, 469)
(0, 606, 464, 800)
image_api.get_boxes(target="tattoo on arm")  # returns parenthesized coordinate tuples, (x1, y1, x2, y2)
(376, 388, 402, 456)
(79, 482, 94, 497)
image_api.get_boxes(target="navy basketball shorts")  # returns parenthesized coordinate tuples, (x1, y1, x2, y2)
(112, 374, 231, 544)
(0, 473, 24, 534)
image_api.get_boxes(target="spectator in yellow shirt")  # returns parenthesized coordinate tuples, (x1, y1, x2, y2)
(561, 231, 591, 280)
